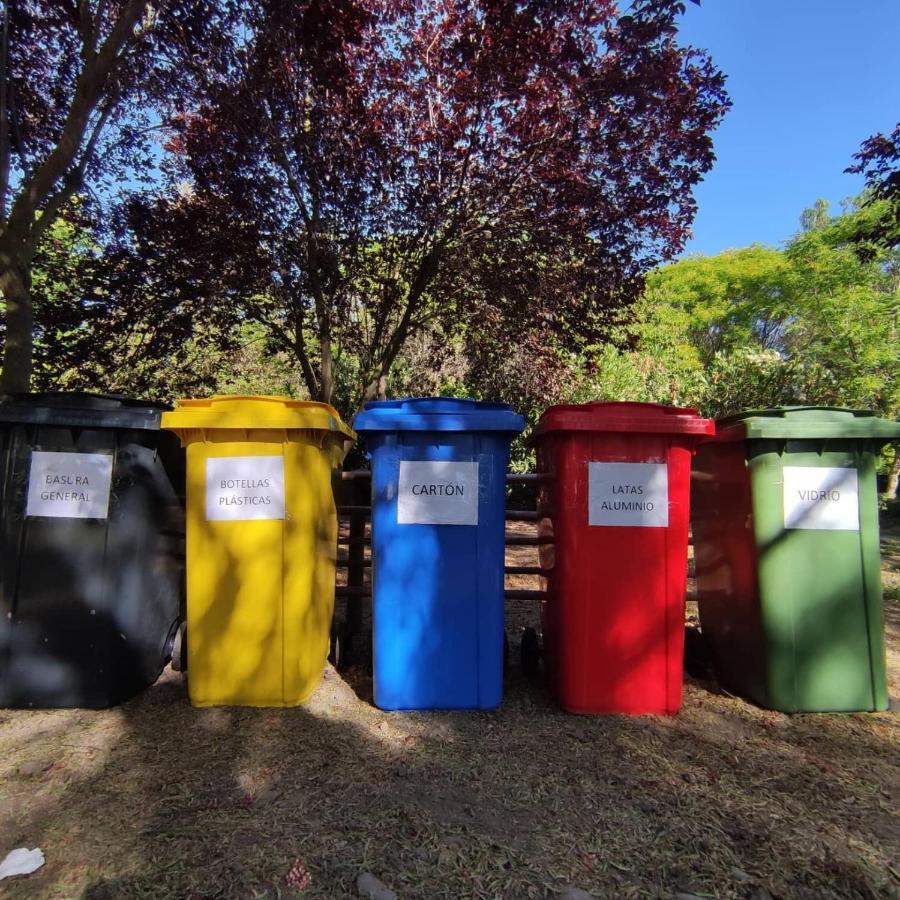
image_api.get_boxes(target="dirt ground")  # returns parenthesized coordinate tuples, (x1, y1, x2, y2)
(1, 523, 898, 900)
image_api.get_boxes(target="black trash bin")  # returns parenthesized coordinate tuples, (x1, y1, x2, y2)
(0, 393, 185, 708)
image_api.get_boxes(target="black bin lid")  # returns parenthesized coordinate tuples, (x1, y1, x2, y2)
(0, 392, 170, 431)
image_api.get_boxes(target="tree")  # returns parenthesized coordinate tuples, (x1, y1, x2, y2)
(602, 198, 898, 421)
(27, 200, 106, 388)
(145, 0, 729, 408)
(0, 0, 230, 393)
(844, 122, 900, 254)
(638, 244, 795, 364)
(784, 201, 899, 413)
(22, 194, 246, 397)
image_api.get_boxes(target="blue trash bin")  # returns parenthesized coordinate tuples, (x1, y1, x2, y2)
(353, 398, 525, 710)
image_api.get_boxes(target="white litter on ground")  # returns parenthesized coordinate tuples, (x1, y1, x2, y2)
(0, 847, 45, 879)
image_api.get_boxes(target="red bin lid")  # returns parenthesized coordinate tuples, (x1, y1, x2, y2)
(529, 401, 715, 440)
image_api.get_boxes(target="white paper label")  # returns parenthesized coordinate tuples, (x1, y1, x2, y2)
(26, 451, 113, 519)
(206, 456, 285, 521)
(397, 461, 479, 526)
(588, 462, 669, 527)
(783, 466, 859, 531)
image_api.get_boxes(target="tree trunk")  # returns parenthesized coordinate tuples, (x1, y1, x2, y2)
(0, 256, 33, 394)
(361, 367, 388, 406)
(318, 336, 334, 405)
(886, 451, 900, 500)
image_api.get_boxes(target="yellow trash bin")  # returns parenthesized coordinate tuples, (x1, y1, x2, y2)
(161, 396, 355, 707)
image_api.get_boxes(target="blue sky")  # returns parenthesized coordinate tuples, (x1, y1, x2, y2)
(676, 1, 900, 256)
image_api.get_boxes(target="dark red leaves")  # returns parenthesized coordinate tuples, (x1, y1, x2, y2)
(130, 0, 730, 405)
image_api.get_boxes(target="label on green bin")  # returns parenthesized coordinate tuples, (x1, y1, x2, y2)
(206, 456, 285, 521)
(26, 451, 113, 519)
(783, 466, 859, 531)
(588, 462, 668, 527)
(397, 460, 479, 525)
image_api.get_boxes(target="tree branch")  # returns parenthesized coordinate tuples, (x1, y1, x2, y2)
(363, 240, 446, 400)
(0, 0, 9, 219)
(290, 298, 320, 398)
(3, 0, 147, 243)
(26, 95, 118, 257)
(261, 98, 313, 227)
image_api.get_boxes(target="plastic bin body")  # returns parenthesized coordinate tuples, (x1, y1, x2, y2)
(162, 396, 354, 708)
(692, 407, 897, 712)
(0, 393, 183, 709)
(353, 398, 524, 711)
(531, 403, 714, 715)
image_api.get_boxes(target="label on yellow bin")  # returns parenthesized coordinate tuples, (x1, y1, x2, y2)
(206, 456, 285, 521)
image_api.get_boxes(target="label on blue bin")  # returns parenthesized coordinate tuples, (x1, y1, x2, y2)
(206, 456, 285, 521)
(783, 466, 859, 531)
(588, 462, 668, 527)
(26, 451, 113, 519)
(397, 461, 479, 525)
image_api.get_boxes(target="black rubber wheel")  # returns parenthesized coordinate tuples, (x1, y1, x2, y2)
(521, 626, 540, 677)
(340, 628, 354, 669)
(171, 621, 187, 673)
(683, 626, 712, 679)
(329, 623, 354, 670)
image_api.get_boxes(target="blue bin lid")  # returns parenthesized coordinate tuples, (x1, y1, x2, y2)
(353, 397, 525, 433)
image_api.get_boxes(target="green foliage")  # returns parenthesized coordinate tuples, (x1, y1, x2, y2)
(211, 325, 309, 400)
(29, 207, 105, 388)
(782, 204, 899, 414)
(640, 244, 795, 365)
(586, 199, 899, 422)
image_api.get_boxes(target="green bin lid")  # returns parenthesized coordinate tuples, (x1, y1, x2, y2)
(716, 406, 900, 441)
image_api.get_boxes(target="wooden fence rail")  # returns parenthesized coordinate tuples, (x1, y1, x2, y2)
(333, 468, 696, 645)
(333, 470, 548, 616)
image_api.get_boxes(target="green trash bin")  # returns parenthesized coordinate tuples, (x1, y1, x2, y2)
(691, 407, 900, 713)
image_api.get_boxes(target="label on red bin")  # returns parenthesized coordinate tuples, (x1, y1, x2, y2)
(26, 451, 113, 519)
(588, 462, 668, 527)
(783, 466, 859, 531)
(206, 456, 285, 521)
(397, 461, 479, 525)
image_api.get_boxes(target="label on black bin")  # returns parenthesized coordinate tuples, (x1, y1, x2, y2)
(206, 456, 285, 521)
(26, 451, 114, 519)
(783, 466, 859, 531)
(397, 461, 479, 525)
(588, 462, 668, 527)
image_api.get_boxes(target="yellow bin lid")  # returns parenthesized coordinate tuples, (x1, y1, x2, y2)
(161, 395, 356, 440)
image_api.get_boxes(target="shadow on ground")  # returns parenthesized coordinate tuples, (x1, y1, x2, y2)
(0, 626, 898, 900)
(1, 525, 898, 899)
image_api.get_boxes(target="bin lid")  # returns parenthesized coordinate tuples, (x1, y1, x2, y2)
(161, 395, 356, 438)
(715, 406, 900, 441)
(0, 392, 168, 430)
(530, 401, 715, 439)
(353, 397, 525, 433)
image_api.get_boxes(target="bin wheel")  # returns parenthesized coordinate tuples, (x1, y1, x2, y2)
(329, 624, 353, 671)
(521, 627, 540, 677)
(171, 622, 187, 673)
(684, 626, 712, 679)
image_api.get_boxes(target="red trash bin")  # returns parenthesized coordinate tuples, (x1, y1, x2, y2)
(530, 403, 714, 715)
